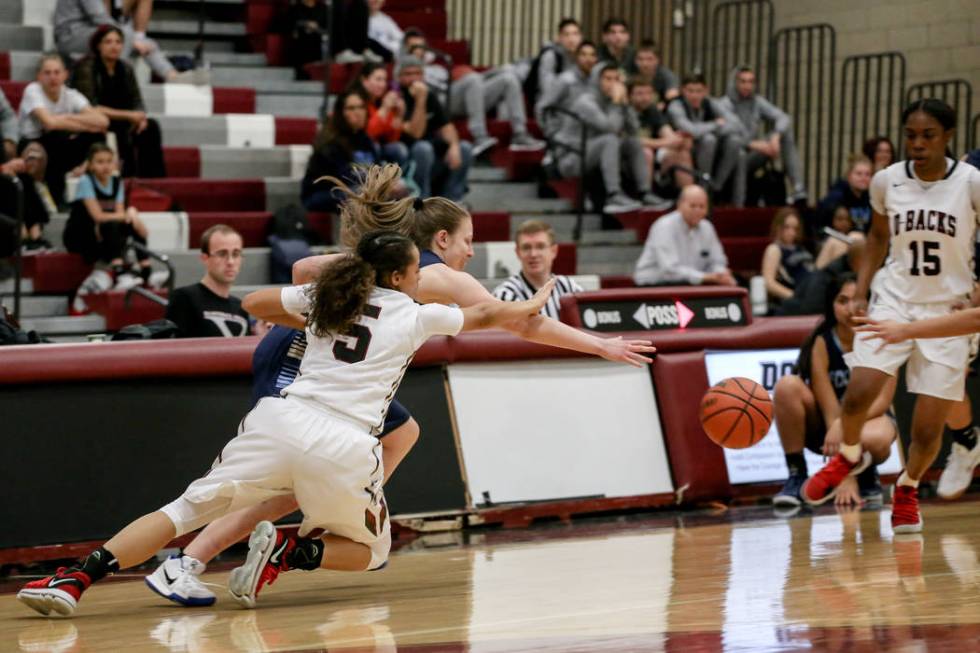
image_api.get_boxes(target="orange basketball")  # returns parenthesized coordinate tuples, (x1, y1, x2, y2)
(699, 377, 773, 449)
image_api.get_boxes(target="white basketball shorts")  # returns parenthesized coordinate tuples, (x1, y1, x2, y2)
(161, 396, 390, 568)
(847, 288, 971, 401)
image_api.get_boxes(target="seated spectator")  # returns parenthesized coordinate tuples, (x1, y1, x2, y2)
(632, 40, 679, 105)
(301, 89, 381, 212)
(862, 135, 896, 173)
(0, 144, 52, 252)
(816, 153, 872, 233)
(535, 40, 599, 139)
(54, 0, 192, 82)
(1, 86, 16, 162)
(772, 273, 895, 508)
(719, 65, 807, 206)
(284, 0, 328, 75)
(666, 73, 742, 199)
(328, 0, 383, 64)
(776, 240, 862, 316)
(557, 64, 670, 213)
(633, 185, 735, 286)
(598, 17, 635, 75)
(19, 142, 59, 216)
(761, 207, 814, 304)
(72, 25, 166, 178)
(63, 143, 151, 287)
(396, 56, 472, 200)
(17, 53, 108, 207)
(493, 219, 583, 319)
(353, 63, 409, 168)
(629, 77, 694, 189)
(814, 204, 862, 269)
(367, 0, 402, 61)
(402, 30, 545, 154)
(522, 18, 582, 109)
(165, 224, 250, 338)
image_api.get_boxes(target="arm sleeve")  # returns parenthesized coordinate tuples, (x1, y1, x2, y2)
(574, 96, 617, 133)
(534, 75, 566, 126)
(537, 49, 559, 97)
(492, 283, 516, 301)
(126, 64, 146, 112)
(666, 101, 715, 138)
(756, 96, 791, 134)
(418, 303, 464, 339)
(969, 167, 980, 215)
(869, 169, 889, 215)
(164, 289, 195, 336)
(656, 222, 707, 284)
(72, 61, 97, 105)
(1, 88, 18, 142)
(660, 66, 679, 94)
(280, 284, 313, 314)
(68, 88, 91, 113)
(114, 178, 125, 203)
(19, 84, 42, 119)
(80, 0, 115, 22)
(427, 95, 449, 131)
(74, 175, 95, 201)
(705, 222, 730, 272)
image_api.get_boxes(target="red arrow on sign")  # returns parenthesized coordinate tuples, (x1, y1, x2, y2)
(675, 300, 695, 329)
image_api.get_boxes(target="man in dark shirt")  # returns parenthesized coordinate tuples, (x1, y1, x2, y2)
(630, 77, 694, 189)
(597, 17, 635, 76)
(632, 41, 679, 106)
(166, 224, 250, 337)
(397, 55, 472, 200)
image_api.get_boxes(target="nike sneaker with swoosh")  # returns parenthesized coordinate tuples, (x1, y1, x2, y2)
(18, 567, 92, 616)
(145, 555, 216, 606)
(228, 521, 294, 608)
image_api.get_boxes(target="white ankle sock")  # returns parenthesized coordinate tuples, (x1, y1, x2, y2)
(840, 443, 862, 463)
(897, 471, 919, 488)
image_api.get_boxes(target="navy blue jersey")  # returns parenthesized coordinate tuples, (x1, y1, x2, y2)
(251, 325, 411, 436)
(420, 249, 445, 268)
(799, 328, 849, 400)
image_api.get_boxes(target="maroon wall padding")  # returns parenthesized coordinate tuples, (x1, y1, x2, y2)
(307, 211, 334, 245)
(84, 289, 168, 330)
(20, 253, 91, 293)
(546, 177, 579, 203)
(388, 9, 447, 39)
(560, 286, 751, 329)
(162, 147, 202, 178)
(0, 52, 10, 81)
(0, 79, 26, 110)
(275, 116, 318, 145)
(471, 212, 510, 242)
(554, 242, 576, 275)
(212, 87, 257, 114)
(600, 275, 636, 289)
(652, 350, 732, 503)
(721, 236, 772, 274)
(134, 178, 265, 212)
(429, 39, 470, 66)
(245, 0, 287, 35)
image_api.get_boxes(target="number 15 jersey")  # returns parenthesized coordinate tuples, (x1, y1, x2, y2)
(870, 159, 980, 304)
(280, 285, 464, 434)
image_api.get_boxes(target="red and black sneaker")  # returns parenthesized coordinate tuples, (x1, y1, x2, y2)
(892, 484, 923, 534)
(18, 567, 92, 616)
(801, 451, 871, 505)
(228, 521, 294, 608)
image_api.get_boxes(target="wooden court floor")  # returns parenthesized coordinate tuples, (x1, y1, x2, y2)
(4, 500, 980, 652)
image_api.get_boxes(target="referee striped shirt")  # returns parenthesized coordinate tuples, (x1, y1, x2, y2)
(492, 272, 583, 320)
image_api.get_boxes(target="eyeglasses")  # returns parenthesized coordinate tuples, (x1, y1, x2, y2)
(207, 249, 243, 260)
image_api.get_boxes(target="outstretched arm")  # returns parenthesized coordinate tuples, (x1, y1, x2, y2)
(242, 287, 307, 330)
(855, 309, 980, 343)
(460, 280, 555, 330)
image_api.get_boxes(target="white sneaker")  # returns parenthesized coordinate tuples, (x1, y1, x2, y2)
(145, 555, 216, 607)
(938, 433, 980, 500)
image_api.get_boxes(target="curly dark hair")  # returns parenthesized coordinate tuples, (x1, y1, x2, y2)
(306, 230, 417, 338)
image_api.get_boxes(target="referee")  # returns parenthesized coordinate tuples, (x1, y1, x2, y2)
(492, 219, 582, 320)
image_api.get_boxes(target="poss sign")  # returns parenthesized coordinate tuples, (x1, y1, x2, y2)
(579, 296, 748, 332)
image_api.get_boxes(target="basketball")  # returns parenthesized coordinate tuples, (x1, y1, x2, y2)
(699, 377, 773, 449)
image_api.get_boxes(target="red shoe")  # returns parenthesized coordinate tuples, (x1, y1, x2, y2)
(801, 452, 871, 505)
(17, 567, 92, 616)
(892, 485, 923, 534)
(228, 521, 294, 608)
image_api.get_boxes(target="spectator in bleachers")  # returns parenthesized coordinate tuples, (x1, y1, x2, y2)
(301, 89, 381, 212)
(535, 40, 599, 141)
(557, 64, 670, 213)
(327, 0, 383, 64)
(72, 25, 165, 178)
(63, 143, 151, 287)
(493, 219, 582, 320)
(760, 207, 814, 305)
(0, 144, 53, 253)
(776, 240, 862, 316)
(598, 17, 635, 75)
(402, 30, 545, 155)
(53, 0, 191, 82)
(632, 41, 679, 105)
(521, 18, 582, 109)
(20, 142, 59, 216)
(396, 55, 472, 201)
(816, 153, 872, 233)
(367, 0, 403, 62)
(283, 0, 328, 76)
(814, 204, 862, 269)
(166, 224, 250, 338)
(633, 184, 735, 286)
(353, 63, 409, 169)
(1, 87, 16, 162)
(629, 77, 694, 189)
(862, 135, 896, 173)
(666, 73, 742, 200)
(18, 53, 108, 208)
(719, 65, 807, 207)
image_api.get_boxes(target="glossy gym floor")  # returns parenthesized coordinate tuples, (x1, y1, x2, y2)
(4, 500, 980, 652)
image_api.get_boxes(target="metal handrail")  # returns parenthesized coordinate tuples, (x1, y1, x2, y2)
(542, 105, 588, 241)
(193, 0, 206, 67)
(10, 176, 23, 321)
(124, 240, 175, 311)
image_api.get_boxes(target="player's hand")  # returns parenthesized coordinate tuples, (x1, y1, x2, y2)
(409, 81, 428, 100)
(851, 297, 868, 317)
(834, 475, 861, 507)
(526, 278, 556, 314)
(853, 318, 911, 345)
(822, 419, 843, 457)
(597, 337, 656, 367)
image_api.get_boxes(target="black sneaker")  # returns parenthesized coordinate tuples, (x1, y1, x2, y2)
(857, 465, 883, 505)
(774, 473, 805, 507)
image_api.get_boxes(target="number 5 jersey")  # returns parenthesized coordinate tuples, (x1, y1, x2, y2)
(279, 285, 464, 435)
(871, 158, 980, 303)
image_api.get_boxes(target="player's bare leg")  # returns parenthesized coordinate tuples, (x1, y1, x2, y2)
(939, 396, 980, 499)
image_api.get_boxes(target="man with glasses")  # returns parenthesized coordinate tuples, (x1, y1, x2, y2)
(165, 224, 251, 337)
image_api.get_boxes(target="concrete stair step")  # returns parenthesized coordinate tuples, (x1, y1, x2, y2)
(0, 24, 43, 51)
(576, 244, 643, 264)
(510, 213, 603, 239)
(469, 167, 509, 182)
(465, 182, 538, 201)
(1, 295, 69, 318)
(0, 277, 34, 294)
(256, 94, 325, 119)
(19, 314, 106, 336)
(156, 37, 236, 54)
(210, 66, 296, 83)
(465, 197, 572, 213)
(578, 230, 638, 245)
(195, 52, 267, 67)
(247, 79, 323, 95)
(149, 20, 247, 37)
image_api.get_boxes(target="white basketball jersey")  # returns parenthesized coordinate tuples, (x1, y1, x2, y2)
(280, 285, 463, 434)
(871, 160, 980, 303)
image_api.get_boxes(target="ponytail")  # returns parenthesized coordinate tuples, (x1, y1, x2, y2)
(320, 164, 416, 248)
(306, 230, 417, 338)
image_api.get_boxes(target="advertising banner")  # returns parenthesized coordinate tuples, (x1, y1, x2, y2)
(578, 295, 749, 332)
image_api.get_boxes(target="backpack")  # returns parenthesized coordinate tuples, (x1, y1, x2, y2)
(269, 204, 319, 244)
(522, 44, 563, 107)
(0, 306, 43, 345)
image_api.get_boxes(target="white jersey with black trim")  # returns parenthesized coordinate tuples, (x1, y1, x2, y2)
(280, 285, 464, 434)
(870, 159, 980, 304)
